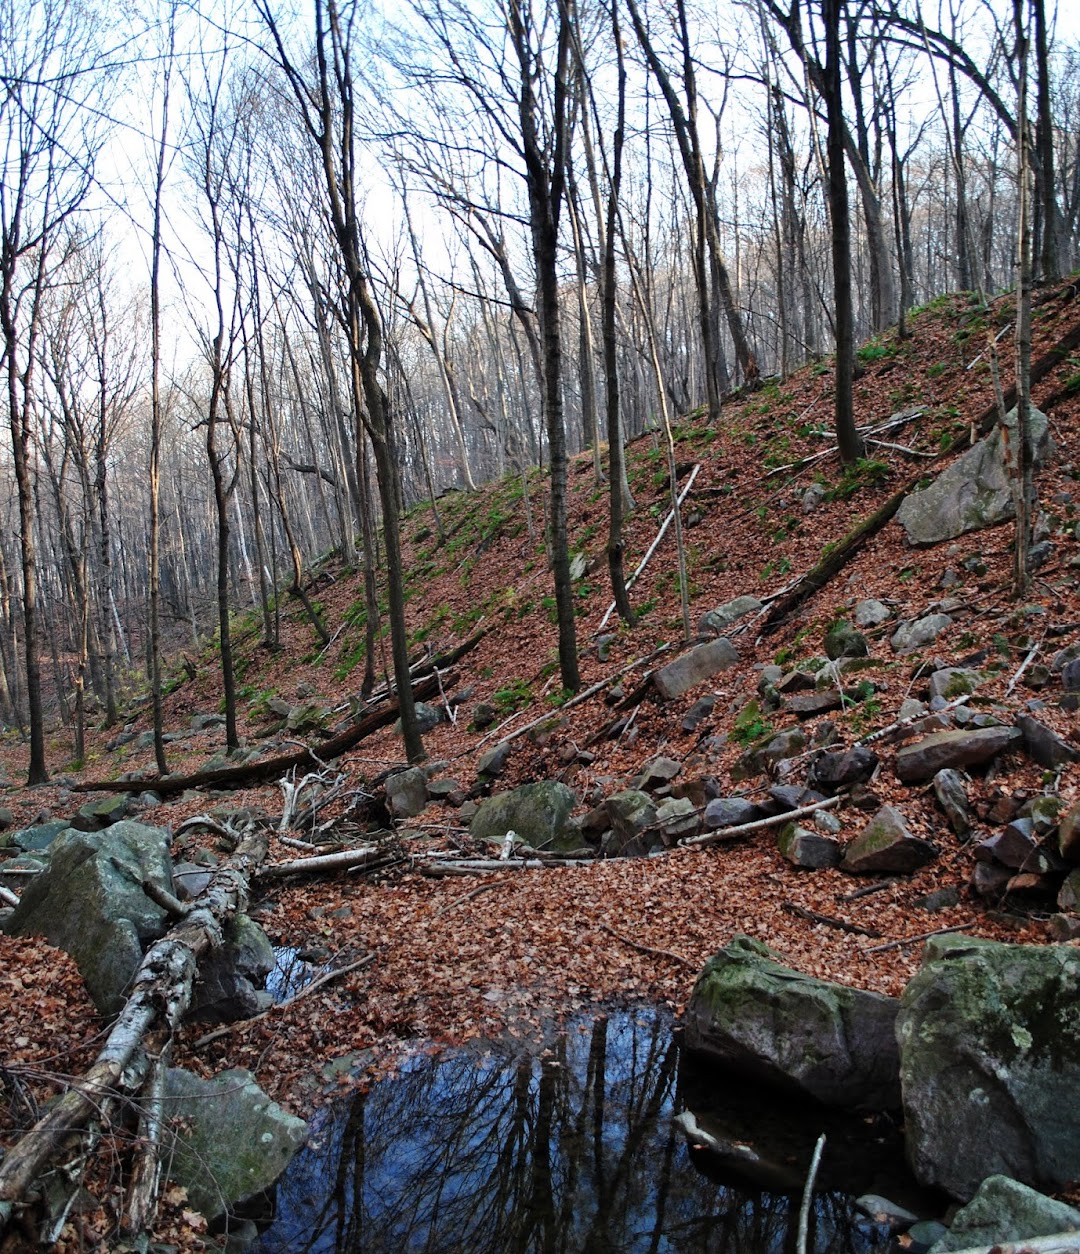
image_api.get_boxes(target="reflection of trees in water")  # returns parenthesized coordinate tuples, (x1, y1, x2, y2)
(254, 1010, 892, 1254)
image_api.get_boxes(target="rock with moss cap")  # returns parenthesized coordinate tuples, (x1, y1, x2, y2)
(470, 780, 578, 853)
(897, 934, 1080, 1200)
(683, 935, 900, 1109)
(842, 806, 938, 874)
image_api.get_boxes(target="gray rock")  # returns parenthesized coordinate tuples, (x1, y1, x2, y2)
(897, 935, 1080, 1199)
(163, 1067, 308, 1221)
(777, 823, 842, 869)
(698, 595, 762, 637)
(854, 599, 892, 628)
(802, 482, 826, 513)
(636, 755, 682, 790)
(896, 726, 1023, 782)
(12, 819, 70, 852)
(854, 1194, 919, 1227)
(932, 769, 972, 838)
(928, 1175, 1080, 1252)
(898, 698, 929, 722)
(1057, 871, 1080, 911)
(768, 784, 825, 812)
(809, 747, 879, 792)
(173, 862, 213, 901)
(385, 767, 428, 819)
(1060, 800, 1080, 863)
(1016, 714, 1078, 768)
(71, 792, 131, 832)
(470, 702, 497, 730)
(1062, 658, 1080, 692)
(928, 668, 983, 702)
(682, 695, 716, 733)
(596, 633, 617, 662)
(1022, 795, 1064, 835)
(655, 797, 700, 841)
(191, 712, 227, 731)
(973, 824, 1042, 871)
(896, 405, 1053, 545)
(890, 614, 953, 654)
(842, 806, 938, 875)
(408, 701, 443, 734)
(4, 821, 173, 1015)
(426, 778, 463, 801)
(786, 689, 845, 718)
(471, 781, 578, 852)
(653, 638, 740, 700)
(683, 935, 901, 1109)
(704, 797, 765, 829)
(603, 790, 661, 857)
(190, 915, 275, 1023)
(824, 622, 868, 660)
(477, 741, 512, 778)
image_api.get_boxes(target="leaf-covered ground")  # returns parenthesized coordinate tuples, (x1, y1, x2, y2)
(1, 284, 1079, 1246)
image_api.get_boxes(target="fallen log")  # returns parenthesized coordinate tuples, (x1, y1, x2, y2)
(72, 670, 452, 797)
(0, 830, 268, 1238)
(680, 795, 841, 848)
(254, 843, 385, 881)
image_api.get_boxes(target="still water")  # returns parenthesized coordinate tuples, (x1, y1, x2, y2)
(252, 1008, 924, 1254)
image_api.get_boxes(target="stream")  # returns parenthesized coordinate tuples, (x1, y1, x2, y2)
(251, 1006, 933, 1253)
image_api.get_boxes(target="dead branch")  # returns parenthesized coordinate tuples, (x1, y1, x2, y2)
(254, 844, 384, 882)
(73, 671, 452, 797)
(0, 831, 268, 1232)
(140, 879, 190, 919)
(680, 795, 841, 848)
(781, 902, 881, 938)
(835, 880, 898, 903)
(0, 884, 18, 907)
(433, 881, 508, 919)
(598, 922, 696, 970)
(861, 922, 975, 954)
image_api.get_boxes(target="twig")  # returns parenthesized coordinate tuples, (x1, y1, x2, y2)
(1005, 633, 1044, 696)
(836, 879, 898, 903)
(680, 795, 841, 848)
(193, 954, 375, 1048)
(861, 922, 975, 954)
(797, 1134, 827, 1254)
(598, 922, 696, 970)
(434, 881, 508, 919)
(140, 879, 190, 919)
(598, 463, 701, 629)
(864, 438, 935, 458)
(781, 902, 881, 938)
(854, 694, 970, 748)
(965, 320, 1012, 371)
(0, 884, 18, 907)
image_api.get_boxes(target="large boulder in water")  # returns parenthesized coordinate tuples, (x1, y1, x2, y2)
(896, 934, 1080, 1200)
(896, 405, 1053, 546)
(683, 935, 900, 1110)
(3, 821, 173, 1015)
(164, 1067, 308, 1221)
(470, 781, 578, 852)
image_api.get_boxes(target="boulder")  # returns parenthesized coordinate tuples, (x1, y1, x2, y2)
(4, 822, 173, 1015)
(71, 792, 130, 832)
(824, 622, 868, 660)
(385, 766, 428, 819)
(895, 405, 1053, 545)
(12, 819, 70, 852)
(603, 790, 660, 857)
(927, 1175, 1080, 1253)
(683, 935, 901, 1109)
(1060, 800, 1080, 863)
(928, 668, 983, 702)
(895, 726, 1022, 782)
(163, 1067, 308, 1221)
(897, 934, 1080, 1199)
(932, 769, 973, 838)
(809, 747, 879, 792)
(654, 797, 700, 842)
(890, 614, 952, 654)
(842, 806, 938, 875)
(703, 797, 765, 829)
(1015, 714, 1078, 769)
(190, 915, 275, 1023)
(470, 781, 577, 853)
(854, 599, 892, 628)
(786, 689, 845, 718)
(777, 824, 842, 869)
(653, 638, 739, 700)
(697, 595, 762, 636)
(636, 755, 682, 791)
(477, 740, 512, 778)
(682, 694, 717, 732)
(396, 701, 442, 735)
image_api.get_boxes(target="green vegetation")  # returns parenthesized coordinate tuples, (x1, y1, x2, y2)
(493, 678, 531, 714)
(731, 700, 772, 748)
(823, 457, 891, 502)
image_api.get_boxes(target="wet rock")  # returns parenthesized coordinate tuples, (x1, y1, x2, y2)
(932, 769, 973, 838)
(697, 595, 762, 636)
(777, 824, 842, 869)
(824, 622, 868, 660)
(897, 934, 1080, 1199)
(1015, 714, 1078, 769)
(890, 614, 953, 655)
(684, 935, 901, 1110)
(895, 726, 1022, 782)
(809, 747, 879, 792)
(385, 767, 428, 819)
(927, 1175, 1080, 1253)
(842, 806, 938, 875)
(164, 1067, 308, 1222)
(653, 638, 740, 700)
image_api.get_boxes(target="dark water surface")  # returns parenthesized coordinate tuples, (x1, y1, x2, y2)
(252, 1008, 925, 1254)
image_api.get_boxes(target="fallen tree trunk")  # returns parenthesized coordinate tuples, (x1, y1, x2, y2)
(0, 831, 268, 1236)
(255, 843, 385, 881)
(73, 671, 453, 797)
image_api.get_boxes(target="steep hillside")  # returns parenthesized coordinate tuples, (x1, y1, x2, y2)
(2, 282, 1080, 1244)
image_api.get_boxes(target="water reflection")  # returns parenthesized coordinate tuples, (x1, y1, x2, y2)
(253, 1009, 906, 1253)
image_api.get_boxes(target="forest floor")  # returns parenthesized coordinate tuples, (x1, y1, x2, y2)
(2, 283, 1080, 1249)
